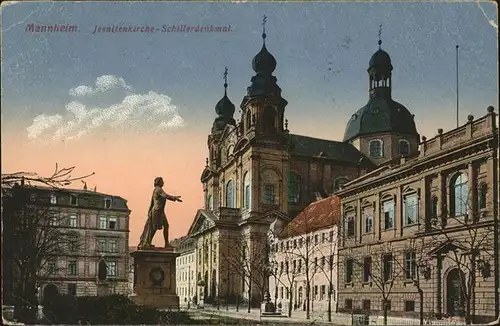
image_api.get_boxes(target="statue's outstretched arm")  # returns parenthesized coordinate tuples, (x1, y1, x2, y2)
(159, 188, 182, 202)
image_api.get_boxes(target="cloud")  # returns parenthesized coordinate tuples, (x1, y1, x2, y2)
(28, 75, 185, 141)
(69, 75, 133, 97)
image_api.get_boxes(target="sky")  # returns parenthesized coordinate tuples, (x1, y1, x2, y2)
(1, 1, 498, 247)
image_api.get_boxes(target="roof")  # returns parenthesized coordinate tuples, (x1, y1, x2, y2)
(288, 134, 368, 165)
(279, 195, 340, 239)
(342, 97, 418, 142)
(5, 185, 130, 212)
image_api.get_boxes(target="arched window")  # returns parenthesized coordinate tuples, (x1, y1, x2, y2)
(430, 196, 439, 219)
(226, 180, 234, 208)
(243, 172, 251, 209)
(334, 177, 349, 192)
(246, 110, 252, 130)
(451, 173, 468, 216)
(263, 107, 277, 133)
(288, 172, 301, 204)
(369, 140, 383, 158)
(399, 139, 410, 156)
(207, 194, 213, 211)
(478, 183, 487, 210)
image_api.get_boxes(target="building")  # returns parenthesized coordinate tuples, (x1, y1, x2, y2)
(269, 196, 340, 316)
(185, 21, 372, 307)
(335, 41, 499, 322)
(172, 237, 197, 307)
(2, 184, 131, 304)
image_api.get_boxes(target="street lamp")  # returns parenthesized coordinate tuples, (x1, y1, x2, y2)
(197, 279, 206, 309)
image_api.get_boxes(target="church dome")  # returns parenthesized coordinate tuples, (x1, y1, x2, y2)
(369, 49, 392, 69)
(215, 94, 235, 117)
(252, 45, 277, 74)
(343, 97, 418, 142)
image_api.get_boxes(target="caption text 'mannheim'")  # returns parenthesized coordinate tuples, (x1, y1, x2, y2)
(25, 24, 233, 33)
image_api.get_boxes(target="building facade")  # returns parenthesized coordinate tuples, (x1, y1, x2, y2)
(269, 196, 340, 316)
(335, 42, 499, 323)
(3, 185, 131, 304)
(172, 237, 197, 307)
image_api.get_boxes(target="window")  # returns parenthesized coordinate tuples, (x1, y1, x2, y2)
(68, 260, 77, 275)
(478, 183, 487, 210)
(263, 106, 277, 133)
(67, 283, 77, 296)
(108, 239, 117, 253)
(108, 217, 117, 230)
(314, 234, 319, 244)
(70, 195, 78, 206)
(243, 172, 251, 209)
(47, 260, 56, 275)
(293, 239, 297, 248)
(405, 300, 415, 312)
(383, 200, 395, 229)
(288, 172, 301, 204)
(107, 261, 117, 277)
(334, 177, 349, 192)
(329, 231, 334, 242)
(280, 262, 284, 273)
(405, 251, 417, 279)
(363, 257, 372, 282)
(285, 262, 289, 273)
(280, 287, 284, 299)
(299, 238, 303, 247)
(298, 259, 302, 272)
(226, 180, 234, 208)
(363, 299, 371, 311)
(207, 194, 213, 210)
(322, 233, 326, 243)
(98, 239, 107, 252)
(263, 184, 275, 204)
(399, 139, 410, 156)
(69, 214, 78, 228)
(369, 140, 383, 158)
(99, 216, 107, 229)
(430, 196, 438, 219)
(313, 258, 317, 271)
(363, 206, 373, 233)
(49, 213, 59, 226)
(314, 285, 318, 300)
(321, 256, 325, 267)
(104, 198, 112, 209)
(345, 212, 355, 237)
(329, 254, 334, 269)
(345, 299, 353, 309)
(68, 237, 78, 252)
(345, 258, 353, 283)
(293, 260, 297, 273)
(50, 194, 57, 204)
(404, 194, 419, 226)
(383, 254, 393, 282)
(452, 173, 468, 216)
(320, 285, 326, 300)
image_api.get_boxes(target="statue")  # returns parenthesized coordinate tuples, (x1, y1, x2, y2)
(138, 177, 182, 249)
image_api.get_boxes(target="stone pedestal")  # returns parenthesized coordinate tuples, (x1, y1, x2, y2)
(130, 246, 179, 310)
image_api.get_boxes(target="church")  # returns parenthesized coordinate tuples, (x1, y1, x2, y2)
(178, 20, 498, 320)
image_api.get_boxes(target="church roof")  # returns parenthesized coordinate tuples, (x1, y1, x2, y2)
(342, 97, 418, 142)
(288, 134, 370, 166)
(279, 195, 340, 239)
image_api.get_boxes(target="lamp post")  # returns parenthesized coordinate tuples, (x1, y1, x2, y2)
(197, 279, 205, 309)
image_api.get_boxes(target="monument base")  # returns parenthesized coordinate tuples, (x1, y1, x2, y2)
(130, 246, 180, 310)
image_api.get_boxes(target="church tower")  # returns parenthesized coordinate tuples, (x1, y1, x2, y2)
(238, 16, 291, 218)
(343, 26, 419, 165)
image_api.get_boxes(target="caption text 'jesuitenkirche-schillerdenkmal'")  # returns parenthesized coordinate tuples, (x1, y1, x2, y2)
(25, 24, 233, 34)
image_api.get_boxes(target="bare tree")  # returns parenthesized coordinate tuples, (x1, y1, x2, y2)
(422, 186, 496, 325)
(1, 165, 93, 323)
(223, 233, 267, 313)
(346, 243, 404, 326)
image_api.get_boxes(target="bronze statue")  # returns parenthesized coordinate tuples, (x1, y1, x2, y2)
(138, 177, 182, 249)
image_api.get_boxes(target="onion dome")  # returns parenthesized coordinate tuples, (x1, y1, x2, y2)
(368, 40, 393, 78)
(252, 44, 277, 74)
(215, 93, 235, 117)
(212, 67, 236, 133)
